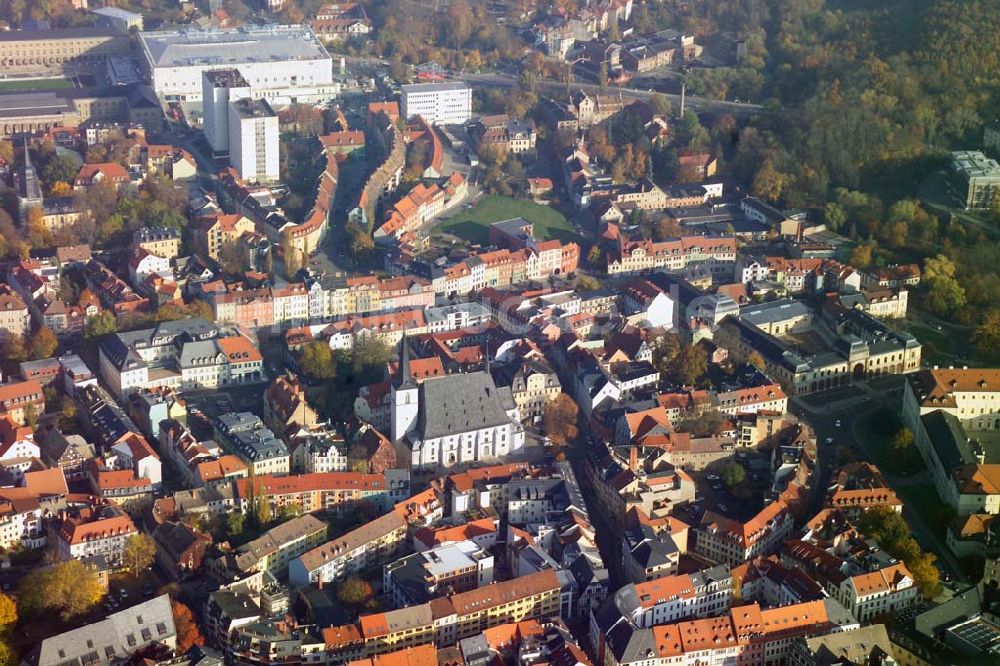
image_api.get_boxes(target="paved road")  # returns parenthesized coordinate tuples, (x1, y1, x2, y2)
(458, 72, 765, 117)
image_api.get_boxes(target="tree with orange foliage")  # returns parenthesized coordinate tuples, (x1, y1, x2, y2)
(172, 601, 205, 653)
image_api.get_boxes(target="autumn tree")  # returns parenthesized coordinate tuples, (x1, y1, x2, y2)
(751, 160, 786, 201)
(0, 593, 16, 628)
(337, 577, 374, 606)
(18, 560, 103, 621)
(671, 343, 708, 387)
(0, 336, 26, 364)
(299, 342, 336, 381)
(858, 507, 940, 597)
(587, 245, 602, 266)
(28, 326, 57, 361)
(84, 311, 117, 339)
(172, 601, 205, 653)
(747, 351, 766, 370)
(849, 241, 877, 269)
(972, 308, 1000, 362)
(654, 217, 683, 241)
(123, 533, 156, 576)
(543, 393, 579, 447)
(923, 254, 966, 317)
(26, 207, 54, 249)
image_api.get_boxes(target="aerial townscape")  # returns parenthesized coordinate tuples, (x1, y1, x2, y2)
(0, 0, 999, 665)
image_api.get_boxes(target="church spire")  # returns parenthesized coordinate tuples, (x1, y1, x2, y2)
(395, 334, 416, 390)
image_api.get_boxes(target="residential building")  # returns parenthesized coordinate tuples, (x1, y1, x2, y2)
(692, 500, 794, 566)
(202, 68, 251, 155)
(152, 521, 212, 581)
(400, 83, 472, 125)
(215, 412, 290, 476)
(133, 226, 181, 260)
(229, 98, 279, 182)
(830, 562, 918, 622)
(0, 379, 45, 425)
(24, 594, 176, 666)
(55, 505, 138, 564)
(0, 286, 30, 341)
(98, 319, 264, 398)
(384, 539, 494, 607)
(234, 514, 327, 576)
(289, 508, 408, 586)
(234, 470, 408, 516)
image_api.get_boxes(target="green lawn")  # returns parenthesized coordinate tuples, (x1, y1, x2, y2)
(0, 78, 74, 92)
(437, 196, 578, 245)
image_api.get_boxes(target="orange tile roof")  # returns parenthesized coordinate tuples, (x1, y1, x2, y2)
(196, 455, 248, 482)
(76, 162, 128, 181)
(448, 463, 531, 492)
(848, 563, 912, 598)
(59, 512, 136, 545)
(413, 517, 495, 548)
(652, 624, 684, 657)
(322, 624, 362, 648)
(0, 379, 43, 406)
(677, 616, 738, 652)
(634, 573, 697, 608)
(482, 620, 544, 651)
(236, 472, 385, 498)
(916, 368, 1000, 408)
(348, 644, 437, 666)
(218, 335, 263, 363)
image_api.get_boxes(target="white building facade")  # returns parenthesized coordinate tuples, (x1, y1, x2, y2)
(138, 25, 334, 101)
(229, 98, 280, 182)
(400, 82, 472, 125)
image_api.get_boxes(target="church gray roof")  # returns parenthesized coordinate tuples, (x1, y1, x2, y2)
(416, 371, 514, 441)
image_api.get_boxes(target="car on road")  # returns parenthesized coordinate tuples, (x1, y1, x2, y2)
(835, 419, 842, 427)
(824, 437, 834, 445)
(706, 474, 719, 480)
(718, 504, 728, 512)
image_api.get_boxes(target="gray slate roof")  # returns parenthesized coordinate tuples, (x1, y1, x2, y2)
(416, 371, 515, 440)
(29, 594, 175, 666)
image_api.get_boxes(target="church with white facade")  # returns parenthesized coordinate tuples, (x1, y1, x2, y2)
(390, 341, 525, 469)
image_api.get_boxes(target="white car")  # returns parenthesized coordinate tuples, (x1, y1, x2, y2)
(835, 420, 842, 427)
(824, 437, 834, 445)
(706, 474, 720, 481)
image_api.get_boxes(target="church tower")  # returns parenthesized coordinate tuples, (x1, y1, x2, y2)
(390, 336, 419, 441)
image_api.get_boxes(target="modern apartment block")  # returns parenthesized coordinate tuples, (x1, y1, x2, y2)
(203, 69, 251, 155)
(229, 98, 279, 182)
(400, 82, 472, 125)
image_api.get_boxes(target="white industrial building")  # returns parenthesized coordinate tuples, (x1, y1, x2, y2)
(400, 82, 472, 125)
(138, 25, 333, 101)
(229, 98, 279, 182)
(202, 68, 250, 155)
